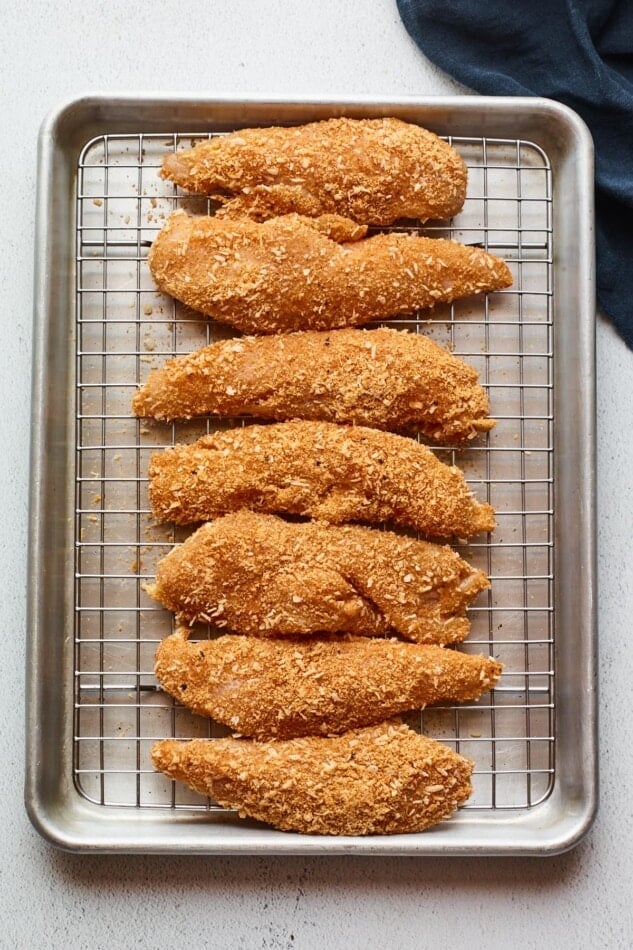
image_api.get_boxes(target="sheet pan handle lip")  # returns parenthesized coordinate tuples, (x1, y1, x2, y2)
(21, 796, 598, 856)
(26, 112, 54, 810)
(548, 88, 598, 851)
(35, 90, 598, 139)
(25, 100, 66, 835)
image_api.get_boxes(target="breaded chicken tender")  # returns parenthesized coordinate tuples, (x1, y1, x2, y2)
(132, 327, 494, 443)
(148, 210, 512, 334)
(155, 629, 503, 738)
(147, 511, 489, 643)
(160, 117, 468, 225)
(147, 421, 496, 538)
(151, 721, 474, 835)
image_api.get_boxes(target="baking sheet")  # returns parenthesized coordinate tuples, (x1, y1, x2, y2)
(27, 97, 596, 854)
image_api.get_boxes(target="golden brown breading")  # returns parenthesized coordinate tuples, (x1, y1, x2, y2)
(160, 117, 468, 225)
(146, 511, 490, 643)
(132, 327, 494, 443)
(147, 421, 496, 538)
(148, 210, 512, 334)
(151, 721, 474, 835)
(155, 630, 503, 738)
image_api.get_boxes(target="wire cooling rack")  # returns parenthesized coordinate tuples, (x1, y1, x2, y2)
(73, 131, 553, 814)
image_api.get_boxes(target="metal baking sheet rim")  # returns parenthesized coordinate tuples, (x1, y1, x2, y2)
(26, 94, 597, 855)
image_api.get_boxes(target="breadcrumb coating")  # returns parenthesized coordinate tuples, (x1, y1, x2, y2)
(148, 210, 513, 334)
(155, 630, 503, 738)
(151, 721, 474, 835)
(147, 420, 496, 538)
(160, 117, 468, 225)
(132, 327, 494, 443)
(147, 511, 490, 643)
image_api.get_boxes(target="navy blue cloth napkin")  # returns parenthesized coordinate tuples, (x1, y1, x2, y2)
(396, 0, 633, 348)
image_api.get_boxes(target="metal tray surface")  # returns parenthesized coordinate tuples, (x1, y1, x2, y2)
(27, 96, 597, 855)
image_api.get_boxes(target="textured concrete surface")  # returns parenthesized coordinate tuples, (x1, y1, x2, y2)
(1, 2, 632, 947)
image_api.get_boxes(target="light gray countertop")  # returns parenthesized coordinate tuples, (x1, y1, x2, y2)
(1, 2, 631, 947)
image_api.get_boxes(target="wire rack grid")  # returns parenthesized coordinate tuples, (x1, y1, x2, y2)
(73, 129, 554, 815)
